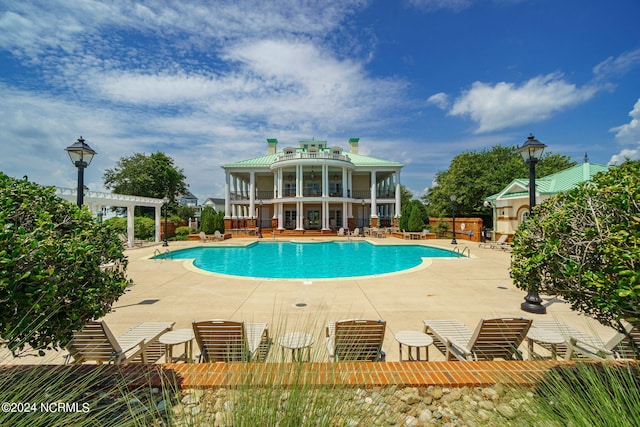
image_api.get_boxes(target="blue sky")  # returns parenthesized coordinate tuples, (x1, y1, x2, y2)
(1, 0, 639, 203)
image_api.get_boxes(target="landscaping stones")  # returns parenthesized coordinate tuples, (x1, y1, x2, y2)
(167, 383, 540, 426)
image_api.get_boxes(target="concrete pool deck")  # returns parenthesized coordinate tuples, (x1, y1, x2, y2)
(4, 237, 615, 364)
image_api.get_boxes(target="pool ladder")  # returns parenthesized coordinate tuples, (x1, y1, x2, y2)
(453, 246, 470, 258)
(153, 248, 171, 260)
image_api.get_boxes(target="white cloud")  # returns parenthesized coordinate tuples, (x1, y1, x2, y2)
(406, 0, 473, 12)
(448, 73, 598, 133)
(593, 49, 640, 81)
(426, 92, 449, 110)
(608, 98, 640, 165)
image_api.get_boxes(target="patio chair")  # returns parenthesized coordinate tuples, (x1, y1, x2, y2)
(352, 228, 363, 238)
(478, 234, 507, 249)
(65, 320, 174, 364)
(337, 227, 345, 236)
(199, 231, 211, 243)
(192, 319, 271, 362)
(326, 319, 386, 361)
(537, 319, 639, 360)
(213, 230, 224, 241)
(423, 318, 532, 361)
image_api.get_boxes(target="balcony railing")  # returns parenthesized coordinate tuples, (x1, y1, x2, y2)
(273, 151, 352, 163)
(231, 190, 396, 200)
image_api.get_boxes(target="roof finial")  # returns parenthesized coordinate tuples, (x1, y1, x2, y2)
(583, 152, 589, 163)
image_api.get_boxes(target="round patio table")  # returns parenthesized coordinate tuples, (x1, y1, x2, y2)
(395, 331, 434, 361)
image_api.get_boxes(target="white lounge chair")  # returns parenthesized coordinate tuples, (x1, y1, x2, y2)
(213, 230, 224, 241)
(199, 231, 211, 243)
(535, 319, 639, 360)
(337, 227, 345, 236)
(423, 318, 532, 361)
(479, 234, 508, 249)
(65, 320, 174, 364)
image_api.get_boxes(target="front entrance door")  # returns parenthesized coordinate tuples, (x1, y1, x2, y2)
(284, 210, 297, 229)
(306, 210, 320, 230)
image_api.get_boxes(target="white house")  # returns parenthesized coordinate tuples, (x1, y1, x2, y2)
(221, 138, 404, 233)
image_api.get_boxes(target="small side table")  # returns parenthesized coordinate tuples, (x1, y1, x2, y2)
(395, 331, 434, 361)
(526, 327, 565, 360)
(278, 332, 314, 362)
(159, 329, 195, 363)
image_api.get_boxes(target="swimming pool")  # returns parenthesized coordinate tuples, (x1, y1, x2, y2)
(155, 241, 462, 279)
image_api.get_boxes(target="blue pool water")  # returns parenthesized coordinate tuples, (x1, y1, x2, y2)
(156, 241, 461, 279)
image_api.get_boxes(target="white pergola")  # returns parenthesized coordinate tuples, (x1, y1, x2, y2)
(55, 188, 165, 248)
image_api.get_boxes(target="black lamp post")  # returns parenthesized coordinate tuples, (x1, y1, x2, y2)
(361, 199, 365, 229)
(450, 194, 457, 245)
(162, 197, 170, 247)
(65, 136, 96, 207)
(519, 134, 547, 315)
(258, 200, 263, 238)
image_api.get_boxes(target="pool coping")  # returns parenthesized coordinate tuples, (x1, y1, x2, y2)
(149, 239, 471, 281)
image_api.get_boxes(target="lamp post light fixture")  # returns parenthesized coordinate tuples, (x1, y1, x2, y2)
(450, 194, 458, 245)
(519, 134, 547, 315)
(65, 136, 96, 207)
(258, 200, 263, 238)
(162, 197, 170, 247)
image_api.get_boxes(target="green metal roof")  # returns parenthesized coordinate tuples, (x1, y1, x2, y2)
(487, 162, 612, 200)
(222, 149, 403, 169)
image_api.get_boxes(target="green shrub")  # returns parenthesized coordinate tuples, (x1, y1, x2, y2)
(0, 173, 130, 355)
(103, 216, 156, 240)
(175, 226, 194, 237)
(200, 206, 216, 234)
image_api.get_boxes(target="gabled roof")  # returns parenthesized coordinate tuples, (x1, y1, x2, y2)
(487, 162, 612, 201)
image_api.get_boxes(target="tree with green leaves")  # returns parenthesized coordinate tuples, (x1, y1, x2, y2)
(103, 152, 188, 202)
(422, 145, 575, 220)
(399, 199, 428, 231)
(510, 161, 640, 352)
(200, 206, 216, 234)
(0, 173, 130, 355)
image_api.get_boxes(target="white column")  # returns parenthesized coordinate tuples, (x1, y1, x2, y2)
(296, 201, 303, 229)
(155, 205, 162, 242)
(296, 165, 302, 197)
(322, 164, 328, 197)
(342, 201, 348, 228)
(249, 171, 255, 218)
(342, 167, 348, 198)
(322, 201, 329, 230)
(395, 170, 401, 219)
(126, 205, 135, 248)
(370, 170, 378, 219)
(278, 203, 284, 230)
(224, 171, 231, 217)
(275, 169, 280, 198)
(348, 170, 353, 198)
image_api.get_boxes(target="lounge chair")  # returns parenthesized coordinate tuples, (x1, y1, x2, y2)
(534, 319, 639, 360)
(352, 228, 363, 238)
(65, 320, 174, 364)
(192, 319, 271, 362)
(213, 230, 224, 241)
(479, 234, 507, 249)
(337, 227, 345, 236)
(199, 231, 211, 243)
(529, 319, 608, 360)
(423, 318, 532, 361)
(326, 319, 386, 361)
